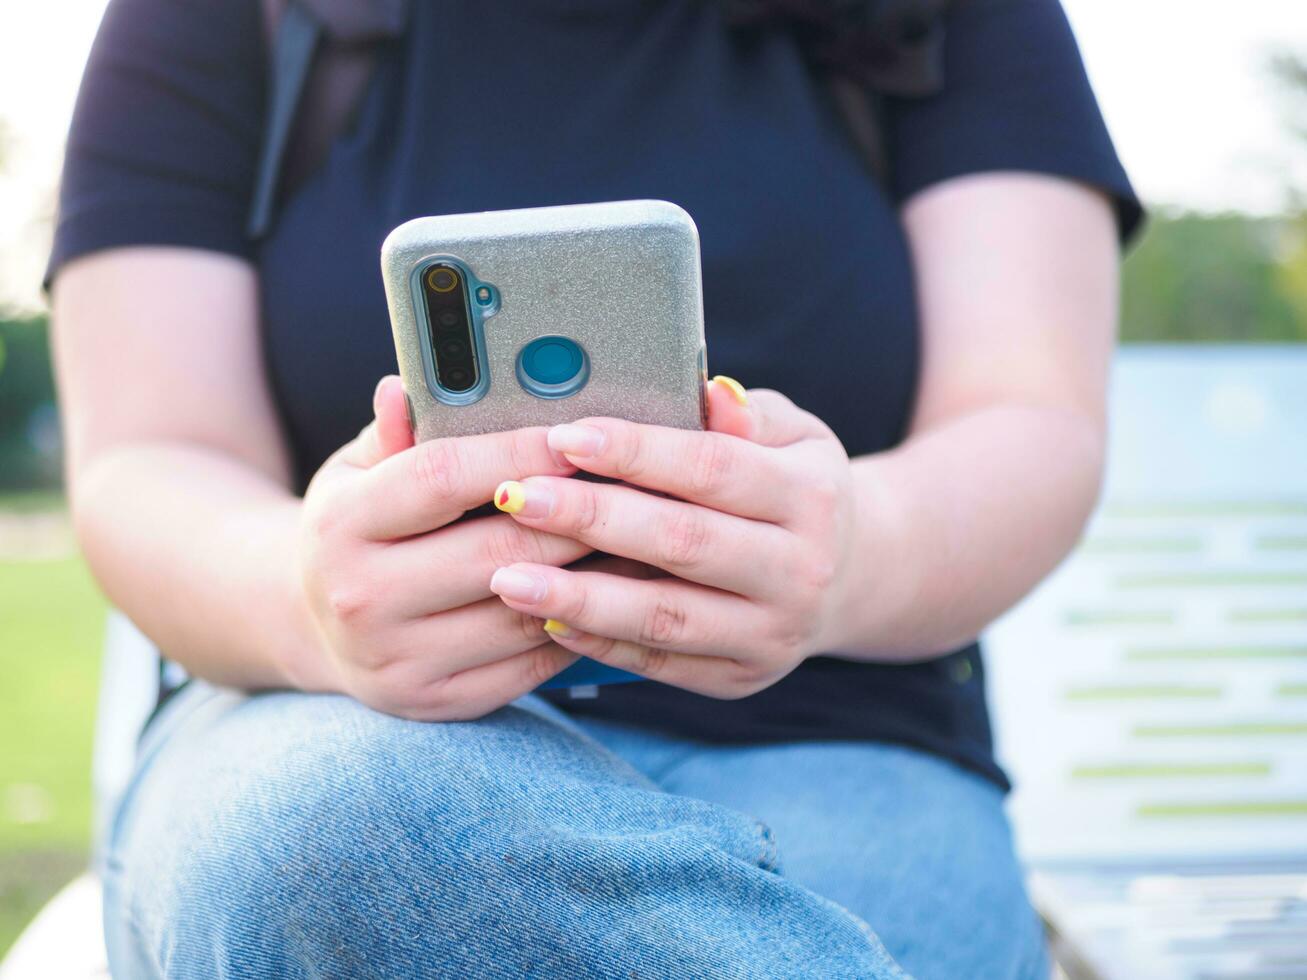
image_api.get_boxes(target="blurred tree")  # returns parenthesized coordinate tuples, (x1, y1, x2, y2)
(1121, 211, 1306, 342)
(1267, 51, 1307, 333)
(1276, 218, 1307, 324)
(0, 314, 61, 490)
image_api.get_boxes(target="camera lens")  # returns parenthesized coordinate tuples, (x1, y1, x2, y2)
(446, 367, 471, 388)
(438, 310, 460, 328)
(439, 338, 467, 360)
(427, 267, 459, 293)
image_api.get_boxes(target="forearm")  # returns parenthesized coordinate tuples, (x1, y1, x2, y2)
(826, 402, 1104, 661)
(71, 442, 330, 691)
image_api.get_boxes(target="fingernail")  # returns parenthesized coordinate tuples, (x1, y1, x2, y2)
(543, 619, 572, 638)
(712, 375, 748, 406)
(489, 567, 548, 603)
(548, 424, 606, 458)
(493, 480, 553, 518)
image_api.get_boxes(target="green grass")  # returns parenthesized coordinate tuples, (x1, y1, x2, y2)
(0, 491, 65, 514)
(0, 550, 106, 956)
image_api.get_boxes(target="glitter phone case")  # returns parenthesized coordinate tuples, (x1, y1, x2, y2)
(381, 200, 707, 442)
(381, 201, 707, 691)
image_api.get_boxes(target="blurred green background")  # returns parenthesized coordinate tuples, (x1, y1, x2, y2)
(2, 54, 1307, 964)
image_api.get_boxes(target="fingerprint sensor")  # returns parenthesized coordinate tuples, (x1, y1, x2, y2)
(516, 336, 589, 399)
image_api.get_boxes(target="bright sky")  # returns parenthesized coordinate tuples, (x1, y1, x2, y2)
(0, 0, 1304, 311)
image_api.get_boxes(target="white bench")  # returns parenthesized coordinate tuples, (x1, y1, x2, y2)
(987, 345, 1307, 978)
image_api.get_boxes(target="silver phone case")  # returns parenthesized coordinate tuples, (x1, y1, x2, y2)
(381, 200, 707, 441)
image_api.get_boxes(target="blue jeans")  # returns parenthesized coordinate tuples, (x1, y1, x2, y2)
(102, 683, 1048, 979)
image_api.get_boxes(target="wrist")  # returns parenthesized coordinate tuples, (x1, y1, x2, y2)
(258, 499, 342, 693)
(273, 566, 339, 693)
(817, 455, 917, 657)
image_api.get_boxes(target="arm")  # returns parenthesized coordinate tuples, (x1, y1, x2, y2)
(53, 247, 588, 716)
(53, 248, 317, 688)
(834, 170, 1119, 657)
(482, 173, 1119, 692)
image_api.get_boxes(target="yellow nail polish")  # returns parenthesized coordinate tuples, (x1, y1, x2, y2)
(712, 375, 748, 406)
(494, 480, 527, 514)
(543, 619, 572, 638)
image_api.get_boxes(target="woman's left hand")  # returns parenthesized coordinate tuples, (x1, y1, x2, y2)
(487, 378, 860, 698)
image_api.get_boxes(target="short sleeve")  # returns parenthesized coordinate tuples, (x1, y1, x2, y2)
(884, 0, 1144, 243)
(45, 0, 265, 287)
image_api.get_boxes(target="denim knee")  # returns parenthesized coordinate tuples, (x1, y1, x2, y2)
(109, 692, 900, 979)
(140, 696, 635, 970)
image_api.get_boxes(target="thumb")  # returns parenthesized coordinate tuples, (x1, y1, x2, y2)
(336, 375, 415, 470)
(372, 374, 415, 459)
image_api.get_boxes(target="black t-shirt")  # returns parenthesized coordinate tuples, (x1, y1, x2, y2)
(50, 0, 1141, 790)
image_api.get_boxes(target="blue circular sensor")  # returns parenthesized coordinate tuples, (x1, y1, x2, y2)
(516, 336, 589, 399)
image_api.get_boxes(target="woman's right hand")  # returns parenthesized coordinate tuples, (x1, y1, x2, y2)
(296, 376, 592, 721)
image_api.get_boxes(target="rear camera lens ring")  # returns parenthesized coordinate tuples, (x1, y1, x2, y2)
(426, 266, 459, 293)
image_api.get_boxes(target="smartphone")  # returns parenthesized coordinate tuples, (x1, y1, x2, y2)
(381, 200, 708, 690)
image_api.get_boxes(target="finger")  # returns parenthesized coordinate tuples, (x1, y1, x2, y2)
(391, 594, 567, 676)
(350, 426, 577, 540)
(335, 376, 415, 471)
(705, 376, 828, 449)
(381, 514, 591, 617)
(492, 476, 790, 596)
(705, 375, 753, 439)
(539, 622, 753, 699)
(545, 419, 794, 522)
(741, 388, 833, 448)
(401, 641, 580, 722)
(487, 562, 758, 657)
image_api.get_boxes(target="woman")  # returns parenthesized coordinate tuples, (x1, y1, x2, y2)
(49, 0, 1140, 976)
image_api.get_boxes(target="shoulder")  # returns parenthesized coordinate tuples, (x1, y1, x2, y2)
(48, 0, 266, 286)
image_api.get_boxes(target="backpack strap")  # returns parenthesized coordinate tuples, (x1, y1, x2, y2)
(248, 0, 408, 240)
(826, 78, 889, 186)
(247, 3, 322, 238)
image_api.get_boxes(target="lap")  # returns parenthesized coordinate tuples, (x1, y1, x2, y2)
(576, 717, 1049, 980)
(105, 683, 906, 980)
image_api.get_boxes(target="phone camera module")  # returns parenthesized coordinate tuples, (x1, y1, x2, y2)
(421, 262, 481, 396)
